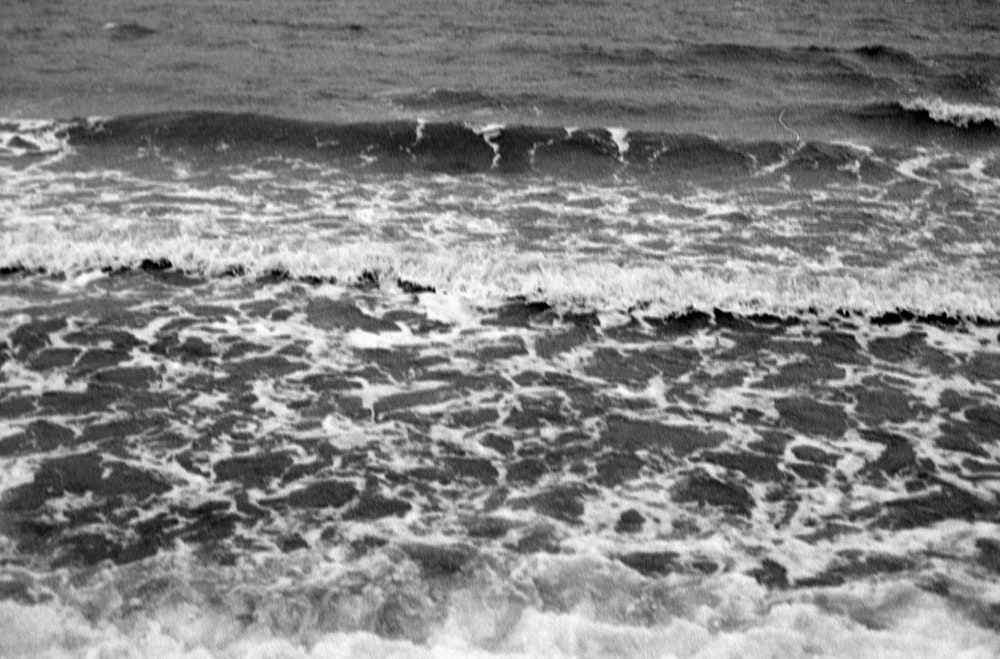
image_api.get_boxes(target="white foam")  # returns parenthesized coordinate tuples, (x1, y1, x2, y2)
(344, 326, 443, 350)
(607, 127, 629, 160)
(320, 412, 375, 446)
(896, 149, 945, 185)
(0, 118, 75, 159)
(902, 97, 1000, 128)
(418, 292, 479, 327)
(0, 456, 39, 499)
(2, 233, 999, 318)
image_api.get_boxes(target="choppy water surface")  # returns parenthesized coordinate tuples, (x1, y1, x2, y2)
(1, 2, 1000, 657)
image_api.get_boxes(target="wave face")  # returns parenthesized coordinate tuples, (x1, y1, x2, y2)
(4, 109, 998, 183)
(14, 113, 785, 176)
(65, 108, 1000, 156)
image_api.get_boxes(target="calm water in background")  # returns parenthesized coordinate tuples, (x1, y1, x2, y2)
(1, 2, 1000, 657)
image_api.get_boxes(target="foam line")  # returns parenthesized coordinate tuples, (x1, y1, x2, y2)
(2, 235, 998, 318)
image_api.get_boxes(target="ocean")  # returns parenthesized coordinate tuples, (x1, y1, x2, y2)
(1, 1, 1000, 657)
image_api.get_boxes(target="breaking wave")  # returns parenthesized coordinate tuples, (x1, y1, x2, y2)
(2, 236, 999, 319)
(851, 98, 1000, 131)
(899, 97, 1000, 129)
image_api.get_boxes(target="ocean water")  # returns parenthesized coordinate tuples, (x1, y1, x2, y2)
(1, 1, 1000, 657)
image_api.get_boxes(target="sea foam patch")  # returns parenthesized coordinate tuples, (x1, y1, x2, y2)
(0, 118, 78, 159)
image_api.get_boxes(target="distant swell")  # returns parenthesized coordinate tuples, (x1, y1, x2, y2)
(850, 43, 923, 64)
(576, 41, 925, 68)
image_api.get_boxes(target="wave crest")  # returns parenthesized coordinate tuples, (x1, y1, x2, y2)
(2, 235, 998, 319)
(899, 97, 1000, 129)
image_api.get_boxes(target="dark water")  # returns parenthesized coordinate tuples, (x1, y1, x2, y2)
(1, 2, 1000, 657)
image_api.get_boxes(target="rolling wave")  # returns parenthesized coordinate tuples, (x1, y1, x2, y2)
(0, 113, 780, 177)
(3, 108, 994, 184)
(2, 235, 998, 320)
